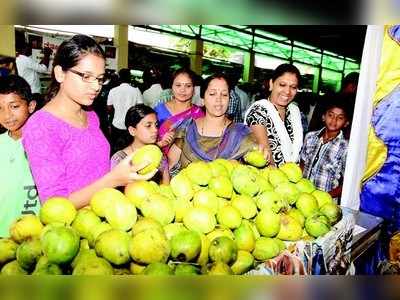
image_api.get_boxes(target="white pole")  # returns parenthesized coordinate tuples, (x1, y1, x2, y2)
(341, 25, 384, 210)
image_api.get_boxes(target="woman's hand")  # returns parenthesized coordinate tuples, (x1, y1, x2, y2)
(108, 153, 157, 187)
(258, 144, 275, 167)
(128, 160, 158, 181)
(157, 130, 175, 148)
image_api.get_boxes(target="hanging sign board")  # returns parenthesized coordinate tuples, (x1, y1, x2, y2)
(28, 33, 117, 71)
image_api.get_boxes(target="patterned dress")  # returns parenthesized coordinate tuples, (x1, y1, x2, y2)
(245, 102, 295, 167)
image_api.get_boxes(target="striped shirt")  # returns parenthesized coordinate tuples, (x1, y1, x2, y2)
(227, 89, 243, 123)
(300, 128, 348, 193)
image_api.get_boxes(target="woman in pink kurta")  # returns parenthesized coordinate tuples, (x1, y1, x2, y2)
(23, 110, 110, 202)
(22, 35, 156, 208)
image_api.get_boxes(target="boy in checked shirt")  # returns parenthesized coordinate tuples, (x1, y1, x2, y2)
(300, 97, 350, 203)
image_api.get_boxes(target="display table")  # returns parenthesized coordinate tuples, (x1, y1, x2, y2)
(248, 208, 356, 275)
(348, 208, 384, 262)
(245, 208, 384, 275)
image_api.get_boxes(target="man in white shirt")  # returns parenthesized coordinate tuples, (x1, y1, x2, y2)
(192, 85, 204, 107)
(107, 68, 143, 152)
(192, 73, 204, 107)
(16, 45, 52, 94)
(143, 83, 163, 108)
(142, 67, 163, 108)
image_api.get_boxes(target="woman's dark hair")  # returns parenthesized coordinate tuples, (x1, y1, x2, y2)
(200, 73, 231, 98)
(46, 34, 106, 101)
(0, 74, 32, 102)
(271, 63, 301, 86)
(125, 104, 156, 129)
(171, 67, 196, 87)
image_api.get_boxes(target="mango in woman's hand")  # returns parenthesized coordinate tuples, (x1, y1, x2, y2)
(131, 145, 163, 175)
(244, 150, 267, 168)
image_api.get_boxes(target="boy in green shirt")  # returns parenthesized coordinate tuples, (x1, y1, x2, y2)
(0, 75, 40, 237)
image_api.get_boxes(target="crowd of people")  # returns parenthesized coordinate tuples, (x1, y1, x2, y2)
(0, 34, 358, 238)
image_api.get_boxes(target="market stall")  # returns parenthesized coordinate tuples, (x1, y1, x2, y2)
(0, 150, 361, 275)
(1, 25, 397, 276)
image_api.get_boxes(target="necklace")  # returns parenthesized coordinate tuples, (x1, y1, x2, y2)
(201, 118, 227, 137)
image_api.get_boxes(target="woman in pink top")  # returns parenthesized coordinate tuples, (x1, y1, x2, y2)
(23, 35, 155, 208)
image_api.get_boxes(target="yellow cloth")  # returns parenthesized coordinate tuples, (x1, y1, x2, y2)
(363, 25, 399, 182)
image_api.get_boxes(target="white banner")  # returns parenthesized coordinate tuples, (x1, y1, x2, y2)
(341, 26, 385, 210)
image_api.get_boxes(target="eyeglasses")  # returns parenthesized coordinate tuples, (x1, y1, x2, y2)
(68, 69, 110, 86)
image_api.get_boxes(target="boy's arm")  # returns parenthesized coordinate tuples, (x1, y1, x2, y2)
(329, 143, 348, 200)
(328, 168, 345, 199)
